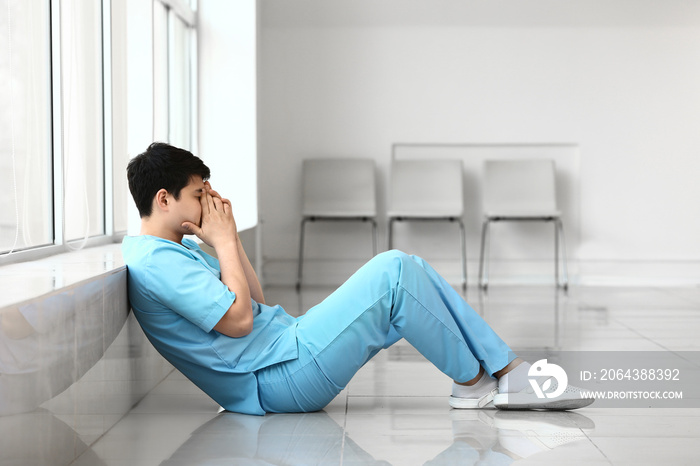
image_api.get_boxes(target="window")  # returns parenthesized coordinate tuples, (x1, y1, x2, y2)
(0, 0, 198, 260)
(0, 1, 53, 253)
(111, 0, 128, 233)
(153, 0, 169, 142)
(154, 0, 197, 150)
(169, 12, 194, 149)
(61, 0, 104, 243)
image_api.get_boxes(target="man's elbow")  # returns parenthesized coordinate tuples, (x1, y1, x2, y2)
(214, 305, 254, 338)
(235, 313, 254, 337)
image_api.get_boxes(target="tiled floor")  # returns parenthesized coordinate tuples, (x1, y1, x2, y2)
(38, 285, 700, 464)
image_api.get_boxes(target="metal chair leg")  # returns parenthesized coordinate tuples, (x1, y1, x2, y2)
(371, 219, 378, 256)
(557, 219, 569, 290)
(484, 220, 491, 289)
(458, 219, 467, 290)
(478, 219, 490, 289)
(554, 219, 559, 289)
(296, 218, 308, 291)
(387, 218, 395, 250)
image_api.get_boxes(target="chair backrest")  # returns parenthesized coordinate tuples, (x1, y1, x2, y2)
(389, 159, 463, 217)
(301, 158, 377, 217)
(483, 159, 558, 216)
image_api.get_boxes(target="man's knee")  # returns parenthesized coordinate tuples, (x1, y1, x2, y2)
(373, 249, 409, 264)
(366, 250, 415, 276)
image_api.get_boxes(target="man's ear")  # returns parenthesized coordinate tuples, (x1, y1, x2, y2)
(154, 188, 170, 212)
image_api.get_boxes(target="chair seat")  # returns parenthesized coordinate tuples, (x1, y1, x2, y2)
(387, 210, 462, 219)
(297, 158, 378, 289)
(387, 158, 467, 290)
(484, 209, 561, 220)
(303, 210, 376, 218)
(479, 159, 568, 289)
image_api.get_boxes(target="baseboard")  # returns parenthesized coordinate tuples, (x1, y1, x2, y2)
(263, 256, 700, 288)
(576, 260, 700, 287)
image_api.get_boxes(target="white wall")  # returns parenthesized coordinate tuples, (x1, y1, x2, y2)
(258, 0, 700, 286)
(198, 0, 258, 232)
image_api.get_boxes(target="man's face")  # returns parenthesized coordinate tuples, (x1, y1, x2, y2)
(169, 175, 206, 233)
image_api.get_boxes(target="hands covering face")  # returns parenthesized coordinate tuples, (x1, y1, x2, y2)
(182, 182, 238, 248)
(202, 181, 230, 209)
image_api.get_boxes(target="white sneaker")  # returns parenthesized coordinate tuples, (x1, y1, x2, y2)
(493, 377, 594, 410)
(449, 387, 498, 409)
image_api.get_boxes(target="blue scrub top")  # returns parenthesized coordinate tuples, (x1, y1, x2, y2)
(122, 236, 298, 415)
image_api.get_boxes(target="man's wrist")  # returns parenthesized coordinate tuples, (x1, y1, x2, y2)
(213, 236, 239, 253)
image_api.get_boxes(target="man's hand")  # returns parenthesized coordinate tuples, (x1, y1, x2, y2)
(181, 183, 238, 249)
(183, 182, 253, 337)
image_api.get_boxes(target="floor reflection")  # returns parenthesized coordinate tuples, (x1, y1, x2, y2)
(0, 409, 106, 466)
(159, 409, 594, 465)
(160, 411, 390, 465)
(0, 276, 127, 416)
(431, 410, 595, 465)
(475, 286, 571, 351)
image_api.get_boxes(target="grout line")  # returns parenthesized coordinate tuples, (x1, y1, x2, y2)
(584, 432, 615, 466)
(655, 286, 700, 307)
(339, 393, 350, 466)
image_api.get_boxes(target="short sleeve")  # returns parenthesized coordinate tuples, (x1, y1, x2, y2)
(144, 244, 236, 332)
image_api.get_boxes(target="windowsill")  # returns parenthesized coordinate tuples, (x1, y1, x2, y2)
(0, 243, 125, 310)
(0, 226, 258, 311)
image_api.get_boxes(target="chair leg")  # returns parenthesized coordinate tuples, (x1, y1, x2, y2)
(557, 219, 569, 290)
(458, 219, 467, 291)
(484, 221, 491, 289)
(296, 218, 308, 291)
(478, 219, 490, 290)
(371, 219, 378, 256)
(554, 220, 559, 288)
(387, 218, 395, 250)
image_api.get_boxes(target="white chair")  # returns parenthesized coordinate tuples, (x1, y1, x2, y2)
(297, 159, 378, 290)
(478, 159, 568, 290)
(387, 159, 467, 290)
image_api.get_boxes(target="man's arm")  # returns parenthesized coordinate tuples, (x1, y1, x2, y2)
(212, 240, 253, 337)
(237, 236, 265, 304)
(205, 183, 265, 304)
(182, 189, 253, 338)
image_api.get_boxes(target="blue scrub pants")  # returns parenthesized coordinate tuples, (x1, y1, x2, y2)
(256, 250, 514, 413)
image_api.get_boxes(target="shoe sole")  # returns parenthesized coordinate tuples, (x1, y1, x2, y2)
(493, 394, 594, 411)
(449, 390, 497, 409)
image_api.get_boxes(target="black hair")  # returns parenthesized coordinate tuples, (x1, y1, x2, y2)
(127, 142, 211, 218)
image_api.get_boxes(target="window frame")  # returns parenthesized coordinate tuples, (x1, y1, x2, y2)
(0, 0, 198, 266)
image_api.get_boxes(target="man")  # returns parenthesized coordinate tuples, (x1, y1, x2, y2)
(122, 142, 593, 415)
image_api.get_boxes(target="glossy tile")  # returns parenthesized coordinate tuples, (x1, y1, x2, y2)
(3, 284, 700, 465)
(75, 413, 220, 464)
(347, 396, 448, 415)
(344, 413, 455, 464)
(0, 410, 87, 466)
(585, 412, 700, 438)
(590, 438, 700, 465)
